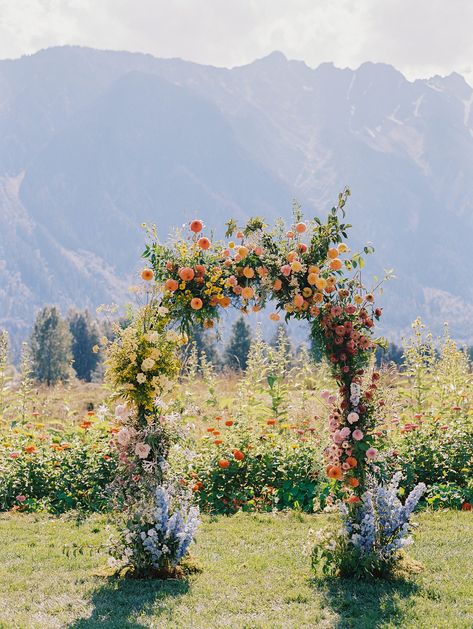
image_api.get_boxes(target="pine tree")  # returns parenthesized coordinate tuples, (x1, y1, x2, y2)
(376, 341, 404, 367)
(30, 306, 72, 385)
(68, 309, 100, 381)
(225, 317, 252, 371)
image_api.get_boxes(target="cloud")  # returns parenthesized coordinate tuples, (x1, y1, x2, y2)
(0, 0, 471, 84)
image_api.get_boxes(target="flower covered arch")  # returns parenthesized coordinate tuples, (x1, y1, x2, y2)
(142, 188, 383, 497)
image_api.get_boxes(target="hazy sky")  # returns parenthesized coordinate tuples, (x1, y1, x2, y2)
(1, 0, 472, 84)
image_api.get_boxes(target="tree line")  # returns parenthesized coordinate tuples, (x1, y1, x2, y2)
(1, 305, 407, 386)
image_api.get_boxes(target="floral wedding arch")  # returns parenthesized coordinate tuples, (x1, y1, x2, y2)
(105, 189, 425, 578)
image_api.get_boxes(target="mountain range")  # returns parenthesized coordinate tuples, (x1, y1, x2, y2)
(1, 46, 473, 350)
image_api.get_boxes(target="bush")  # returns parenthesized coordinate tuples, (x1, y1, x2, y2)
(174, 421, 322, 514)
(0, 417, 116, 513)
(424, 483, 473, 510)
(387, 415, 473, 491)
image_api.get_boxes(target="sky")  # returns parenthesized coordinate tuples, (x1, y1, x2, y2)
(0, 0, 472, 85)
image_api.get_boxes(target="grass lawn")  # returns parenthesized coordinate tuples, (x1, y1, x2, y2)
(0, 511, 472, 628)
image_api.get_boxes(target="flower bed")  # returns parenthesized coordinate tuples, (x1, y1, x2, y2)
(0, 413, 116, 513)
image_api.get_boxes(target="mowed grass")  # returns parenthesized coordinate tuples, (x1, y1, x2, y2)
(0, 512, 472, 628)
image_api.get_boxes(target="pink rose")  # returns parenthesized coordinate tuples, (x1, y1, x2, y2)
(10, 452, 20, 459)
(352, 429, 364, 441)
(16, 495, 26, 502)
(135, 442, 151, 459)
(366, 447, 378, 460)
(280, 264, 291, 277)
(117, 428, 132, 447)
(115, 404, 130, 421)
(347, 412, 359, 424)
(340, 427, 351, 439)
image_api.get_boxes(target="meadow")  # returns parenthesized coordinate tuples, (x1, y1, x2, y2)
(1, 511, 472, 628)
(0, 321, 472, 627)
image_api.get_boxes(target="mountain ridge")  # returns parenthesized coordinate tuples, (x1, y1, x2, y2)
(1, 46, 473, 350)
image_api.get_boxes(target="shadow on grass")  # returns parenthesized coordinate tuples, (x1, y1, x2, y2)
(70, 576, 189, 628)
(313, 574, 419, 629)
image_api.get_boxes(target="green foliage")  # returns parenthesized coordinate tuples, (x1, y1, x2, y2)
(376, 341, 404, 366)
(311, 528, 396, 579)
(225, 317, 252, 371)
(401, 318, 437, 412)
(383, 319, 473, 495)
(180, 435, 320, 515)
(15, 342, 34, 423)
(0, 330, 11, 418)
(424, 483, 473, 510)
(30, 306, 72, 385)
(391, 416, 473, 490)
(68, 309, 100, 382)
(0, 423, 116, 513)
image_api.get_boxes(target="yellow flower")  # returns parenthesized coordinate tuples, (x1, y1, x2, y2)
(180, 282, 186, 289)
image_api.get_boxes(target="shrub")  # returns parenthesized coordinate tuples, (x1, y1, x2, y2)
(174, 421, 322, 514)
(424, 482, 473, 510)
(0, 417, 116, 513)
(387, 415, 473, 491)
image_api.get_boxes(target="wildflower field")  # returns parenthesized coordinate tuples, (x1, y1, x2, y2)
(0, 320, 472, 626)
(2, 321, 473, 518)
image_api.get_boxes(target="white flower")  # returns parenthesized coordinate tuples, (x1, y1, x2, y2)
(141, 357, 156, 371)
(166, 330, 179, 342)
(153, 397, 168, 410)
(97, 404, 108, 420)
(137, 372, 147, 384)
(135, 442, 151, 459)
(158, 306, 169, 317)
